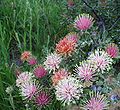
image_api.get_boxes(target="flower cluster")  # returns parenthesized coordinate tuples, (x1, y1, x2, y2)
(13, 12, 119, 109)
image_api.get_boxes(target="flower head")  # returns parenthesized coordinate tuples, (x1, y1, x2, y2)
(106, 43, 119, 58)
(44, 53, 62, 70)
(20, 82, 37, 99)
(56, 37, 76, 56)
(16, 72, 34, 87)
(52, 69, 69, 86)
(74, 14, 94, 31)
(85, 92, 108, 110)
(76, 61, 95, 81)
(35, 91, 50, 106)
(21, 51, 32, 61)
(33, 65, 47, 78)
(67, 0, 75, 7)
(28, 57, 37, 65)
(65, 32, 78, 44)
(88, 49, 113, 72)
(55, 76, 83, 105)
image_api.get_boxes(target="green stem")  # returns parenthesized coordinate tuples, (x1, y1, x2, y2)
(9, 94, 15, 110)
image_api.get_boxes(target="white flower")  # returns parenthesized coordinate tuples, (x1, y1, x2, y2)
(20, 81, 37, 100)
(55, 76, 83, 105)
(44, 53, 62, 71)
(16, 71, 34, 87)
(88, 49, 113, 72)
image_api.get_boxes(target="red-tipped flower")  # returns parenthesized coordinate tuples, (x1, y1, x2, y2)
(56, 37, 76, 56)
(21, 51, 32, 61)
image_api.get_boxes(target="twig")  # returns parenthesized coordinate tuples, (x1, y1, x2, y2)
(108, 16, 120, 31)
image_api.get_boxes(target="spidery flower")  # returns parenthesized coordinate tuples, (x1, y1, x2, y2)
(52, 69, 69, 86)
(84, 92, 109, 110)
(33, 65, 47, 78)
(35, 91, 50, 106)
(88, 49, 113, 72)
(106, 43, 119, 58)
(20, 81, 37, 100)
(16, 72, 34, 87)
(65, 32, 78, 44)
(55, 76, 83, 105)
(74, 14, 94, 31)
(76, 61, 95, 81)
(56, 37, 76, 56)
(44, 53, 62, 71)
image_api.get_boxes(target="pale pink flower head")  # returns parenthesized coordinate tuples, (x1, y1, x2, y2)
(65, 32, 78, 44)
(88, 49, 113, 72)
(52, 69, 69, 86)
(74, 14, 94, 31)
(35, 91, 50, 106)
(20, 82, 37, 100)
(106, 43, 119, 58)
(55, 76, 83, 105)
(76, 61, 95, 81)
(16, 72, 34, 87)
(33, 65, 47, 78)
(44, 53, 62, 70)
(28, 57, 37, 65)
(85, 92, 108, 110)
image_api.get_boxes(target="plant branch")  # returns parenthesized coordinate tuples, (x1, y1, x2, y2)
(108, 16, 120, 31)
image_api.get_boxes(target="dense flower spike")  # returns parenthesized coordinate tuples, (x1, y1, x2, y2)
(28, 57, 37, 65)
(65, 32, 78, 44)
(55, 76, 83, 105)
(35, 92, 50, 106)
(76, 61, 95, 81)
(74, 14, 94, 31)
(52, 69, 69, 86)
(20, 82, 37, 99)
(56, 37, 76, 55)
(16, 72, 34, 87)
(106, 43, 119, 58)
(88, 49, 113, 72)
(85, 92, 108, 110)
(44, 53, 62, 70)
(33, 65, 47, 78)
(21, 51, 32, 61)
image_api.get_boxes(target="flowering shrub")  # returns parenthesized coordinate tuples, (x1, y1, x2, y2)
(5, 1, 120, 110)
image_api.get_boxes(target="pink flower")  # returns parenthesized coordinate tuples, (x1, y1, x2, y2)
(76, 61, 95, 81)
(52, 69, 69, 86)
(28, 57, 37, 65)
(16, 72, 34, 87)
(55, 76, 83, 105)
(21, 82, 37, 99)
(74, 14, 94, 31)
(44, 53, 62, 70)
(35, 92, 50, 106)
(106, 43, 119, 58)
(85, 92, 108, 110)
(65, 32, 78, 44)
(33, 66, 47, 78)
(88, 49, 113, 72)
